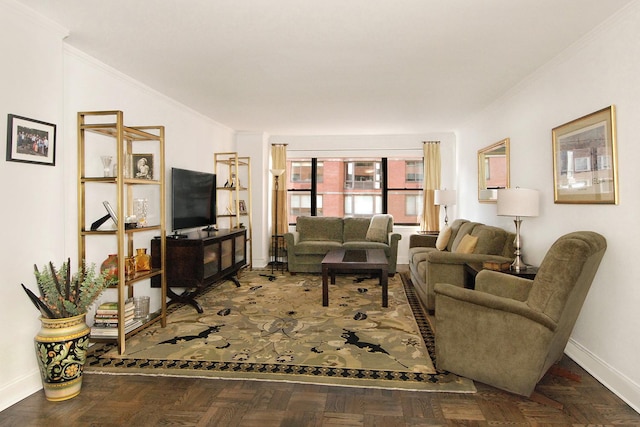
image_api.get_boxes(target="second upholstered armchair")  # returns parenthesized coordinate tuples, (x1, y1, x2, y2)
(433, 231, 607, 397)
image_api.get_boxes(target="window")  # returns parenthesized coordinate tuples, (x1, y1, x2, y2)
(344, 161, 381, 189)
(291, 161, 323, 183)
(405, 160, 423, 182)
(286, 156, 423, 225)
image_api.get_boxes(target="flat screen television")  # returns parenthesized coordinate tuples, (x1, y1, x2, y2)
(171, 167, 217, 233)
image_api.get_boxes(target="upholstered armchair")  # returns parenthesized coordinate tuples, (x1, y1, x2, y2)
(433, 231, 606, 397)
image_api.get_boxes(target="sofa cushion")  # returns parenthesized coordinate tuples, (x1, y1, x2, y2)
(436, 225, 452, 251)
(471, 225, 509, 255)
(343, 217, 371, 242)
(292, 241, 343, 255)
(454, 234, 479, 254)
(451, 222, 480, 251)
(297, 216, 343, 242)
(366, 214, 392, 243)
(343, 241, 390, 255)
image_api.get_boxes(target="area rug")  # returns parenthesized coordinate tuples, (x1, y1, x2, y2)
(85, 270, 475, 392)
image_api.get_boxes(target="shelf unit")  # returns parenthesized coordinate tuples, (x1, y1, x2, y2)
(214, 152, 252, 269)
(77, 110, 166, 354)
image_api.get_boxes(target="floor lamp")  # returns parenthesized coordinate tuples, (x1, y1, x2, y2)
(497, 188, 540, 272)
(270, 168, 285, 274)
(434, 189, 457, 227)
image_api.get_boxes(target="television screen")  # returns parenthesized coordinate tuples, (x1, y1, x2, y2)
(171, 167, 216, 231)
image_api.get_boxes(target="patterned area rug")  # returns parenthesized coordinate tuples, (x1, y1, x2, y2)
(85, 270, 475, 392)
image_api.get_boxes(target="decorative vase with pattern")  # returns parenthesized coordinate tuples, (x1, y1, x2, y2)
(34, 313, 90, 401)
(100, 254, 118, 281)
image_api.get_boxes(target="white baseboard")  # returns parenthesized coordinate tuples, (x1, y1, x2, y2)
(0, 370, 42, 412)
(565, 339, 640, 414)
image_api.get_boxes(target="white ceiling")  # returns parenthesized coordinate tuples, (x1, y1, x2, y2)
(17, 0, 633, 135)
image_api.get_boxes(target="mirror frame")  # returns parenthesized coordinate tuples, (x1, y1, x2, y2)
(478, 138, 510, 203)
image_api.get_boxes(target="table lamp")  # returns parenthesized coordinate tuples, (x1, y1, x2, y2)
(434, 189, 457, 227)
(497, 187, 539, 272)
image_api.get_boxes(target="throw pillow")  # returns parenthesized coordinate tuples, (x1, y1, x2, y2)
(435, 225, 452, 251)
(454, 234, 479, 254)
(366, 214, 390, 243)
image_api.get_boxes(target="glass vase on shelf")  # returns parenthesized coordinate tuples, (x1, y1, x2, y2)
(100, 156, 112, 177)
(135, 248, 151, 271)
(134, 198, 149, 227)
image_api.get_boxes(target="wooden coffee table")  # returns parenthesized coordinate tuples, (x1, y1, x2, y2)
(321, 249, 389, 307)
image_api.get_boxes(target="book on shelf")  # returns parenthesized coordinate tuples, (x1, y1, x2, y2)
(90, 318, 144, 338)
(95, 299, 135, 315)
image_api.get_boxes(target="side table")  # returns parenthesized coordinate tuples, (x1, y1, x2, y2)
(270, 234, 286, 273)
(464, 262, 538, 289)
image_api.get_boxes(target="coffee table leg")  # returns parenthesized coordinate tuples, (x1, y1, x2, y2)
(381, 268, 388, 307)
(322, 265, 329, 306)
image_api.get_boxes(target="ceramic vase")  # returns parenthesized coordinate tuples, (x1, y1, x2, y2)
(100, 254, 118, 281)
(34, 313, 90, 401)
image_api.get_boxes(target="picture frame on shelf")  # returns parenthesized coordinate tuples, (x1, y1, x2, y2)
(132, 153, 153, 180)
(102, 201, 118, 226)
(6, 114, 56, 166)
(238, 200, 247, 214)
(552, 105, 618, 204)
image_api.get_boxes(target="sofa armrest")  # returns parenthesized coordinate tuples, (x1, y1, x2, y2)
(284, 231, 299, 247)
(474, 270, 533, 302)
(409, 233, 437, 248)
(389, 232, 402, 245)
(426, 251, 512, 265)
(434, 282, 556, 331)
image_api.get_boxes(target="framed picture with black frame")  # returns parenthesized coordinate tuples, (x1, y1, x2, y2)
(6, 114, 56, 166)
(132, 153, 153, 180)
(552, 105, 618, 204)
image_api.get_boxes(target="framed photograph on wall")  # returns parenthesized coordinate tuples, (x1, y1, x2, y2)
(552, 105, 618, 204)
(132, 153, 153, 180)
(6, 114, 57, 166)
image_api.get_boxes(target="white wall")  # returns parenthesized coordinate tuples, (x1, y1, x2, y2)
(0, 0, 235, 410)
(0, 0, 68, 410)
(456, 1, 640, 411)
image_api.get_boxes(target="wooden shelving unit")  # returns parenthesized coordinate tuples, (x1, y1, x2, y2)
(77, 110, 166, 354)
(214, 152, 252, 269)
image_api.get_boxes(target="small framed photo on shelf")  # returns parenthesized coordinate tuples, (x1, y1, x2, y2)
(132, 153, 153, 180)
(239, 200, 247, 214)
(6, 114, 56, 166)
(552, 105, 618, 204)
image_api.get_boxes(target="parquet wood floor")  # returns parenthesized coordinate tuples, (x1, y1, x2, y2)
(1, 354, 638, 426)
(3, 267, 639, 426)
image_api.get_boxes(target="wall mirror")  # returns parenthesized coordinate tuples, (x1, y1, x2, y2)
(478, 138, 510, 203)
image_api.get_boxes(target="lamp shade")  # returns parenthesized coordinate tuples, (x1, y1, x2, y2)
(270, 168, 285, 177)
(434, 189, 457, 206)
(497, 188, 539, 217)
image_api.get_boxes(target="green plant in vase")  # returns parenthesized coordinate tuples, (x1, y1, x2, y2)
(21, 258, 112, 401)
(22, 258, 112, 318)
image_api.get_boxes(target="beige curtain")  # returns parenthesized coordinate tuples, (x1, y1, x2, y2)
(271, 144, 288, 236)
(420, 141, 441, 232)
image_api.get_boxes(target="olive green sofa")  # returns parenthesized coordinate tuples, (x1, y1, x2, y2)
(408, 219, 516, 312)
(284, 215, 402, 275)
(434, 231, 606, 396)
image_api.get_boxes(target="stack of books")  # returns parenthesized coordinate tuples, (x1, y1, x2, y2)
(90, 299, 143, 338)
